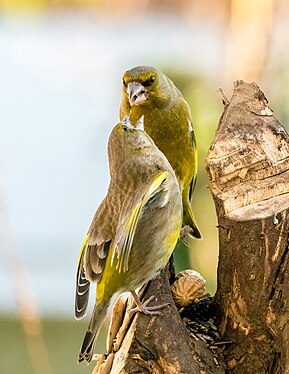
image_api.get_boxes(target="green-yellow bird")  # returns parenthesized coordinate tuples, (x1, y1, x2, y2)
(75, 116, 182, 363)
(120, 65, 201, 239)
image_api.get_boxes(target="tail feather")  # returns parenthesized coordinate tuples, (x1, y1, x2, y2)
(182, 198, 202, 240)
(78, 300, 110, 363)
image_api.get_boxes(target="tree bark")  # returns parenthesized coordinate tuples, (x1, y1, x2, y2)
(92, 80, 289, 374)
(206, 80, 289, 374)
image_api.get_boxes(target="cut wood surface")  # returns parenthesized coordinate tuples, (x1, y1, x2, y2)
(208, 81, 289, 221)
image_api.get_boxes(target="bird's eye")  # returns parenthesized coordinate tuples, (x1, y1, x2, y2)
(122, 125, 128, 132)
(143, 76, 155, 87)
(149, 76, 155, 84)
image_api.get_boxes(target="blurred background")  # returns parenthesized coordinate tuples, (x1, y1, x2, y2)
(1, 0, 289, 373)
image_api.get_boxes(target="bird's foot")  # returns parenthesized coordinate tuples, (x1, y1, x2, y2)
(129, 290, 170, 316)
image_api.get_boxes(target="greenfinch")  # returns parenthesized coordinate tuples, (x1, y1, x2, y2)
(120, 65, 201, 239)
(75, 116, 182, 363)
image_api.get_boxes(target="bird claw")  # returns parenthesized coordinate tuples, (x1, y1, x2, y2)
(128, 295, 170, 316)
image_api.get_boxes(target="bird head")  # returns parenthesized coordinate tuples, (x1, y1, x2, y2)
(122, 115, 144, 131)
(122, 66, 170, 108)
(108, 115, 155, 173)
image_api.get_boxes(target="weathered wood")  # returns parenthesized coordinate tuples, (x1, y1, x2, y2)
(206, 80, 289, 373)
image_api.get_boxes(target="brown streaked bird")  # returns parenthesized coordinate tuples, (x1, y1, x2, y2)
(75, 116, 182, 363)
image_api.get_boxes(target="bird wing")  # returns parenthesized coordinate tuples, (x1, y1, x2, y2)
(75, 170, 168, 319)
(112, 171, 168, 273)
(75, 233, 111, 319)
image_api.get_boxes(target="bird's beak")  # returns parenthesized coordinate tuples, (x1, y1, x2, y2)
(122, 115, 134, 129)
(127, 82, 147, 106)
(135, 115, 144, 131)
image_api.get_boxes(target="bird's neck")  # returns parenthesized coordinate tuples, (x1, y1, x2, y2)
(129, 106, 144, 126)
(129, 104, 158, 126)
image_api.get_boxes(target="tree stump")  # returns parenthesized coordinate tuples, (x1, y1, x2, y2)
(206, 80, 289, 373)
(92, 80, 289, 374)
